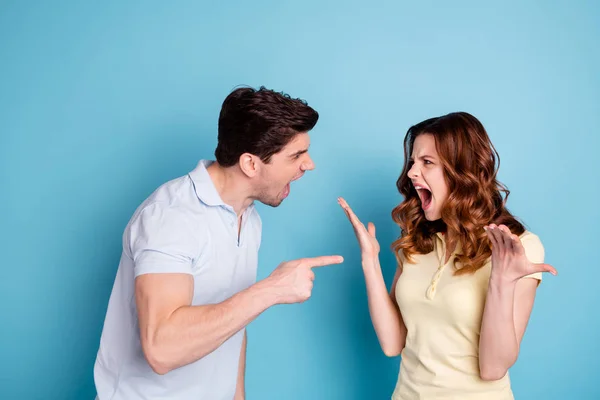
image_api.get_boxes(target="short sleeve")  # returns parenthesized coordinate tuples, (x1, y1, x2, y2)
(519, 231, 545, 282)
(127, 203, 200, 277)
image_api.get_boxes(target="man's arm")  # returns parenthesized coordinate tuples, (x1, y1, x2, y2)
(136, 273, 274, 375)
(235, 331, 247, 399)
(136, 255, 343, 375)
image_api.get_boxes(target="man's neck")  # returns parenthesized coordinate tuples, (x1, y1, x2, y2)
(206, 162, 254, 216)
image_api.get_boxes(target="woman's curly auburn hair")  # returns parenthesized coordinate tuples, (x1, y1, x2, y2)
(391, 112, 524, 275)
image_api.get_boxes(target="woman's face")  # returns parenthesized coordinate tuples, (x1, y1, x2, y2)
(407, 134, 449, 221)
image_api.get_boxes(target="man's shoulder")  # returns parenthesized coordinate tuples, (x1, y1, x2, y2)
(147, 173, 196, 205)
(127, 174, 203, 227)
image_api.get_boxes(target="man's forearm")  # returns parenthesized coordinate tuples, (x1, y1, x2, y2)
(145, 279, 276, 374)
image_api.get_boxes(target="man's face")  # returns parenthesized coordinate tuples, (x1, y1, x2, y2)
(255, 133, 315, 207)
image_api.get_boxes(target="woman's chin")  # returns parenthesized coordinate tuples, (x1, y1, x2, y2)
(423, 209, 442, 221)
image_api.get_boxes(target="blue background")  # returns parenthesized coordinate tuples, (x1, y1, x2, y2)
(1, 1, 598, 399)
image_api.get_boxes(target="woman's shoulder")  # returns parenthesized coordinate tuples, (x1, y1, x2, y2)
(518, 230, 545, 263)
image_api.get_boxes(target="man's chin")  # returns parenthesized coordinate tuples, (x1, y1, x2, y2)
(259, 197, 284, 208)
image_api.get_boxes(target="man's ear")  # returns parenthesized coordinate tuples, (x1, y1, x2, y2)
(239, 153, 259, 178)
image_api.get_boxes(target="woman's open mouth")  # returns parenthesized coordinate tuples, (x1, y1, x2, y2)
(415, 185, 432, 210)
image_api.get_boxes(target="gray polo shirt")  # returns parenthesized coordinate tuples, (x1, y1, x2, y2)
(94, 160, 261, 400)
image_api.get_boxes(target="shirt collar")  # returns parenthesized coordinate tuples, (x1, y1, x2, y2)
(434, 231, 463, 260)
(188, 160, 226, 207)
(188, 160, 255, 213)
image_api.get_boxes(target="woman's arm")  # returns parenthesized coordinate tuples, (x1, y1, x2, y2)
(479, 273, 539, 380)
(478, 224, 557, 380)
(362, 257, 407, 356)
(339, 197, 407, 357)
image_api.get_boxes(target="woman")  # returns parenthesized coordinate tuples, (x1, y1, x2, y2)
(339, 112, 557, 399)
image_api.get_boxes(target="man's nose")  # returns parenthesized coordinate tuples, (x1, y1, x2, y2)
(302, 154, 315, 171)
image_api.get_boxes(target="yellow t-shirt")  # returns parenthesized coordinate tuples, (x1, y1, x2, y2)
(392, 230, 544, 400)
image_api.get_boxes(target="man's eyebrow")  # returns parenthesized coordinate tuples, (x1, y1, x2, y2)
(289, 148, 309, 157)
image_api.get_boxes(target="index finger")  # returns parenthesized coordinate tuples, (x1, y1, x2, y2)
(303, 255, 345, 268)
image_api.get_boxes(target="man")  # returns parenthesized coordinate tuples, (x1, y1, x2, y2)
(93, 86, 343, 399)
